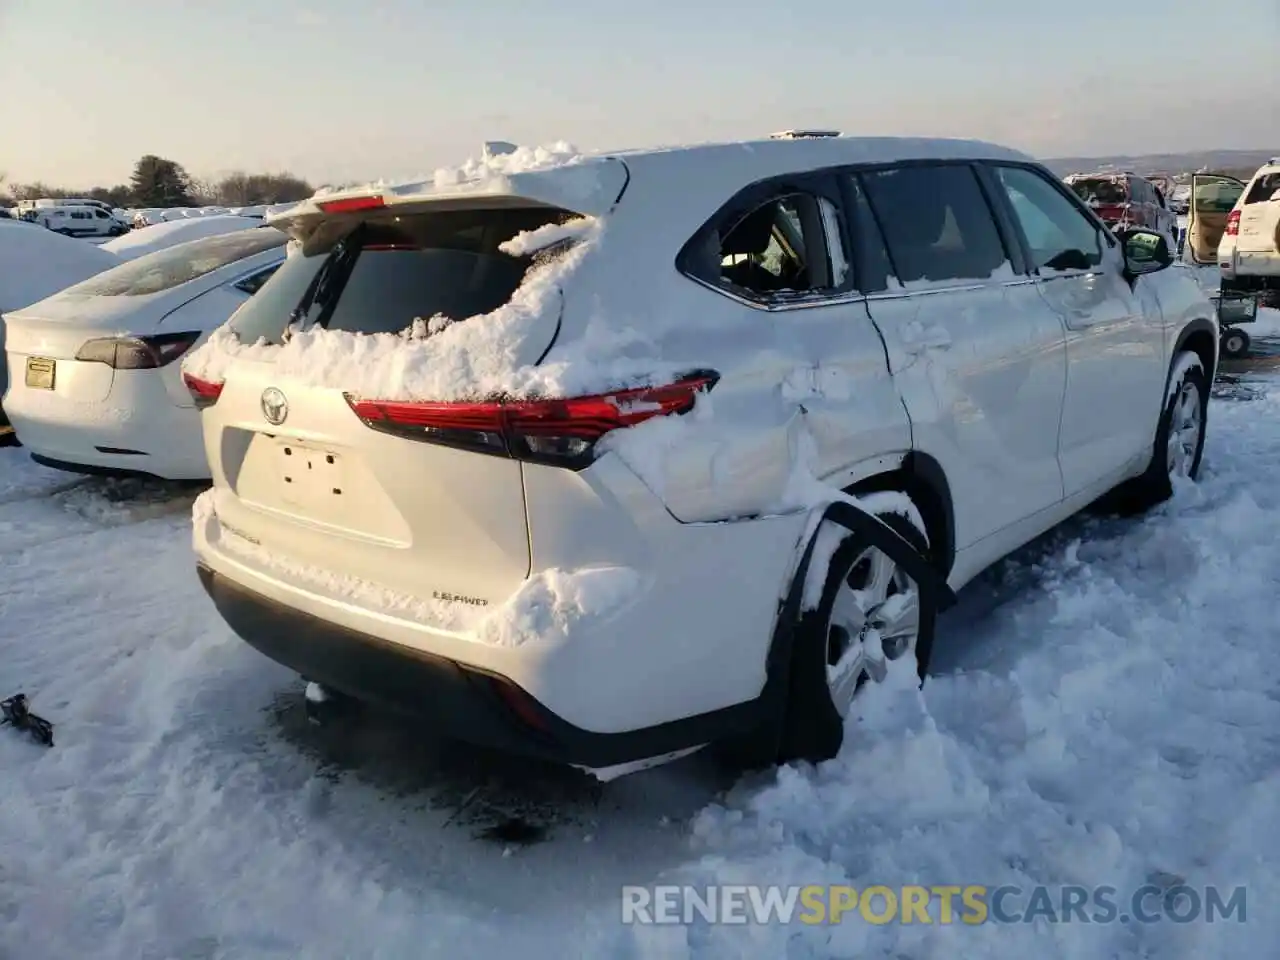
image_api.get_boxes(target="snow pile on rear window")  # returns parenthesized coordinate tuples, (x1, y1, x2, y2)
(497, 217, 594, 257)
(182, 218, 601, 398)
(183, 215, 698, 402)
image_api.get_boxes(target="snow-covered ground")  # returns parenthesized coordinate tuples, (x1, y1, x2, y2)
(2, 344, 1279, 957)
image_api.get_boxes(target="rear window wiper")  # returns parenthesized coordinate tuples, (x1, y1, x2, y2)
(288, 225, 366, 333)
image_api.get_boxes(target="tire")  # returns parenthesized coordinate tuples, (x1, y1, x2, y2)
(1120, 352, 1208, 512)
(774, 507, 938, 764)
(1221, 328, 1250, 359)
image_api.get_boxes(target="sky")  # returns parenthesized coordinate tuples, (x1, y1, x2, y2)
(0, 0, 1276, 188)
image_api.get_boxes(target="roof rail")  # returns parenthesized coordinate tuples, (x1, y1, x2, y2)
(769, 129, 841, 140)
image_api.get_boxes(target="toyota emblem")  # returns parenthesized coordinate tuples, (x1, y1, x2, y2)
(261, 387, 288, 425)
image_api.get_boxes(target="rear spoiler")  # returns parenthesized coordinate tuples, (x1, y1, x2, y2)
(267, 158, 630, 243)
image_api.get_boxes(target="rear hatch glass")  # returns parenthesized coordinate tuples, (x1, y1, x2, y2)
(227, 207, 580, 347)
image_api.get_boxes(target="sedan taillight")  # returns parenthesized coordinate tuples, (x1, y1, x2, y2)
(75, 331, 201, 369)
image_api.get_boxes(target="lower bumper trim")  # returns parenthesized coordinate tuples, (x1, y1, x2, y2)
(196, 563, 767, 769)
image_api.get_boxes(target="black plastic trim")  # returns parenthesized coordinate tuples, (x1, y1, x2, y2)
(196, 564, 767, 769)
(30, 453, 153, 479)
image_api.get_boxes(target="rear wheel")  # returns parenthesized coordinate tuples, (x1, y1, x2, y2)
(775, 507, 937, 764)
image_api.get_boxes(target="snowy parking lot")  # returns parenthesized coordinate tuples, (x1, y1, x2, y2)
(0, 310, 1277, 958)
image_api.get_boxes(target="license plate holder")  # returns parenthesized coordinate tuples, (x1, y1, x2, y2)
(278, 440, 346, 507)
(24, 357, 55, 390)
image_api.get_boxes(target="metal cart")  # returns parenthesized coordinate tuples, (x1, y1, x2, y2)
(1214, 291, 1260, 360)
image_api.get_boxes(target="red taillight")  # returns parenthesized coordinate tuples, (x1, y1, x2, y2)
(182, 372, 224, 409)
(345, 371, 718, 469)
(316, 195, 385, 214)
(1225, 210, 1241, 236)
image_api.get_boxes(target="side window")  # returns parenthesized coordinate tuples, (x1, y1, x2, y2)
(233, 263, 282, 296)
(994, 165, 1105, 272)
(94, 209, 109, 219)
(683, 191, 841, 300)
(1244, 172, 1280, 205)
(842, 175, 892, 292)
(860, 164, 1009, 285)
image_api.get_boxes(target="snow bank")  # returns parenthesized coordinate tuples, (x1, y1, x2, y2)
(100, 216, 270, 260)
(8, 365, 1280, 957)
(0, 220, 117, 313)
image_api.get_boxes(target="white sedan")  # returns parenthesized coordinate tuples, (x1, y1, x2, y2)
(101, 215, 269, 261)
(3, 226, 287, 479)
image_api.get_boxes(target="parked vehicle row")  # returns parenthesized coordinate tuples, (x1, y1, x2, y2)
(1064, 171, 1179, 239)
(4, 227, 286, 477)
(0, 134, 1234, 779)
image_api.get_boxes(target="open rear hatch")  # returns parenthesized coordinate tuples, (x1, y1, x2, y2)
(190, 190, 622, 612)
(1186, 175, 1246, 265)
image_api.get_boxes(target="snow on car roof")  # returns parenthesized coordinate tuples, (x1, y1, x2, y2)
(269, 136, 1036, 232)
(193, 135, 1044, 405)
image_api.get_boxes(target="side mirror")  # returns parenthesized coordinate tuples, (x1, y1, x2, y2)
(1117, 228, 1172, 277)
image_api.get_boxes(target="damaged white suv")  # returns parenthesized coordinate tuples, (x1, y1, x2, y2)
(185, 137, 1219, 778)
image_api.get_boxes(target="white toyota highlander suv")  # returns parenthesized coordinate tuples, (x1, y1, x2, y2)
(184, 136, 1219, 778)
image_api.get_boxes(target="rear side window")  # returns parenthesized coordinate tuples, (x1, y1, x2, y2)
(860, 165, 1008, 284)
(680, 190, 844, 300)
(61, 228, 287, 297)
(228, 206, 579, 346)
(1244, 172, 1280, 205)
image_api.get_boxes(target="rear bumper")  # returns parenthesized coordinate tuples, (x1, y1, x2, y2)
(197, 562, 764, 769)
(1221, 259, 1280, 283)
(3, 367, 209, 480)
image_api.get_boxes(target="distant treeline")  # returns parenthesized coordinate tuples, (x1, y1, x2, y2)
(3, 154, 314, 209)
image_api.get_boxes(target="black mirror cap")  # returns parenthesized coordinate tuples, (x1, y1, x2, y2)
(1117, 228, 1173, 275)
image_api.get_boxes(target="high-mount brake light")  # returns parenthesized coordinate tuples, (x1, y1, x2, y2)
(345, 372, 719, 469)
(182, 372, 224, 408)
(75, 331, 201, 370)
(316, 195, 386, 214)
